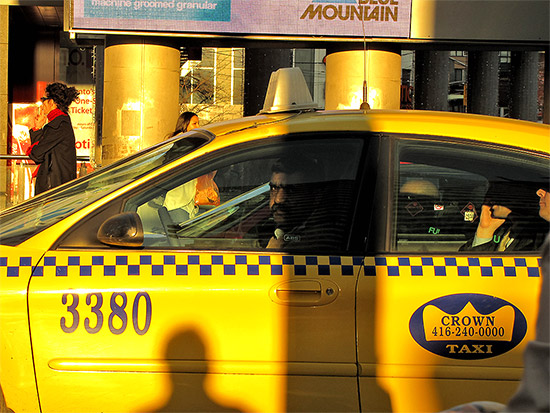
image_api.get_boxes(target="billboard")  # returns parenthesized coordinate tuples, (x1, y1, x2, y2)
(69, 0, 412, 39)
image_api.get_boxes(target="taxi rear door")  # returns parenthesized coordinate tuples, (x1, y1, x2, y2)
(357, 135, 547, 412)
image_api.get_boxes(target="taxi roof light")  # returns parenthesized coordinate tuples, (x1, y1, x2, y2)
(260, 67, 318, 114)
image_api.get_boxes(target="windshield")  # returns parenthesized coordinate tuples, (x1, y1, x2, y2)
(0, 135, 209, 246)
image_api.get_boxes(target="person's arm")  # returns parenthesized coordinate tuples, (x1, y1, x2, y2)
(460, 205, 506, 251)
(29, 128, 44, 145)
(28, 119, 69, 164)
(26, 128, 44, 163)
(473, 205, 506, 246)
(28, 108, 47, 143)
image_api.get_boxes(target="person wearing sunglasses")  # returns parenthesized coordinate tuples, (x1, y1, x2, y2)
(27, 82, 79, 195)
(266, 154, 326, 250)
(460, 181, 549, 252)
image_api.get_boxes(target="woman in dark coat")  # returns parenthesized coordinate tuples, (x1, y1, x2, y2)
(27, 82, 79, 195)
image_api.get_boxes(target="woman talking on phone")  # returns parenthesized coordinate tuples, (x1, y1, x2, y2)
(28, 82, 79, 195)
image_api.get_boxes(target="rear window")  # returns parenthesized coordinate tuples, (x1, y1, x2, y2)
(393, 139, 550, 253)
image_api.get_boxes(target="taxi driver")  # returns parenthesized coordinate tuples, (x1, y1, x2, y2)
(266, 155, 324, 249)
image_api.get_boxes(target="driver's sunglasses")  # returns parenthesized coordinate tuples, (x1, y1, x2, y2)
(269, 182, 307, 195)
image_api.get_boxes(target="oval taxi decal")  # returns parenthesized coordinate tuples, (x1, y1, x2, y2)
(409, 293, 527, 360)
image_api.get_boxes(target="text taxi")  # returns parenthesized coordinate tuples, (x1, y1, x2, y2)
(1, 69, 549, 412)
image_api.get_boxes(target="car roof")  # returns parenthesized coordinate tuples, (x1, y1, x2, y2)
(200, 109, 550, 155)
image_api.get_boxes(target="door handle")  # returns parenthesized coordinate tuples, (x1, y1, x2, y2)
(270, 280, 340, 306)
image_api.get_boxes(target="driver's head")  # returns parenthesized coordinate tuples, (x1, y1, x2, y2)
(269, 155, 324, 231)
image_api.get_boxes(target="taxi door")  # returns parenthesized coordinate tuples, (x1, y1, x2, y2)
(27, 134, 367, 412)
(357, 136, 547, 412)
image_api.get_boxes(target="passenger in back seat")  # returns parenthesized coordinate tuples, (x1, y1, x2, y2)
(460, 182, 549, 252)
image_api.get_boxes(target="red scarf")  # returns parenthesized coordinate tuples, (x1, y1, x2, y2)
(47, 108, 68, 122)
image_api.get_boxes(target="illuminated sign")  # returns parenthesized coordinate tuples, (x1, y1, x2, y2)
(70, 85, 96, 158)
(70, 0, 412, 38)
(409, 293, 527, 360)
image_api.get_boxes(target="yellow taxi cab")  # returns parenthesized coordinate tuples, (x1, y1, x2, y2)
(1, 68, 549, 413)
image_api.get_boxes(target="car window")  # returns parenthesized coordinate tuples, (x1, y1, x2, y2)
(124, 136, 364, 253)
(0, 135, 207, 246)
(393, 139, 550, 252)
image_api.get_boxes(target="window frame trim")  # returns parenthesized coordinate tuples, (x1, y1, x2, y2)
(57, 132, 371, 255)
(384, 133, 550, 255)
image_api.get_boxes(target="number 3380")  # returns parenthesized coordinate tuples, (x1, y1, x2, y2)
(60, 291, 152, 335)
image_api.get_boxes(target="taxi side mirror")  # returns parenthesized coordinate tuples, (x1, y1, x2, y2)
(97, 212, 144, 248)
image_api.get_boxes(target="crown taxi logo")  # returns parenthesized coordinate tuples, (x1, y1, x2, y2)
(409, 294, 527, 360)
(423, 302, 514, 342)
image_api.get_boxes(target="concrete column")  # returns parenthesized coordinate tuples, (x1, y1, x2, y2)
(101, 36, 180, 166)
(244, 49, 293, 116)
(467, 51, 499, 116)
(414, 50, 450, 111)
(325, 46, 401, 110)
(509, 51, 539, 122)
(0, 6, 8, 210)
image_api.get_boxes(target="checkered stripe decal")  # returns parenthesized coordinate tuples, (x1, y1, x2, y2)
(0, 254, 363, 278)
(0, 256, 34, 278)
(364, 256, 542, 277)
(0, 254, 541, 278)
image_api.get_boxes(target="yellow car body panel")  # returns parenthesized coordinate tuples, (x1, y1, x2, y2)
(0, 246, 43, 413)
(0, 109, 548, 412)
(358, 255, 542, 412)
(27, 250, 359, 412)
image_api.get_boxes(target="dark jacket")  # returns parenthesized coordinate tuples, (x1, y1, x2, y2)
(459, 227, 536, 252)
(459, 215, 546, 252)
(29, 115, 77, 195)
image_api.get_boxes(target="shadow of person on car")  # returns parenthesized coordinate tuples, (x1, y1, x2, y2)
(155, 329, 242, 413)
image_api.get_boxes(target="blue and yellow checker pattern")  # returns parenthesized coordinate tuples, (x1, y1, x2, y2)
(0, 254, 542, 278)
(0, 254, 362, 277)
(368, 256, 542, 277)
